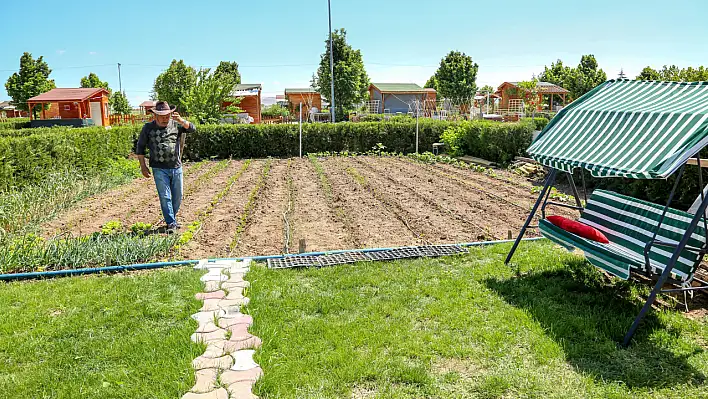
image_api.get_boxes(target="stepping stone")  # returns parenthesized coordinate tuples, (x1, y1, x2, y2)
(217, 307, 246, 319)
(218, 298, 250, 310)
(191, 311, 218, 324)
(181, 387, 228, 399)
(202, 341, 227, 359)
(191, 329, 227, 344)
(192, 354, 234, 371)
(196, 321, 220, 334)
(200, 299, 222, 312)
(200, 272, 228, 282)
(190, 368, 218, 393)
(222, 281, 249, 291)
(224, 290, 244, 300)
(203, 281, 222, 293)
(220, 367, 263, 385)
(231, 350, 258, 371)
(217, 314, 253, 329)
(195, 291, 226, 300)
(226, 273, 246, 283)
(225, 381, 258, 399)
(224, 336, 262, 353)
(227, 324, 251, 341)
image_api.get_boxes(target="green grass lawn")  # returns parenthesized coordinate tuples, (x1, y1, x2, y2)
(0, 267, 204, 398)
(246, 241, 708, 398)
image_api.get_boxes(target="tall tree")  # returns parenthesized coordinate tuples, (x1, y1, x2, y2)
(568, 55, 607, 100)
(538, 59, 573, 93)
(80, 72, 110, 90)
(424, 75, 439, 92)
(432, 51, 478, 105)
(312, 28, 369, 121)
(5, 52, 56, 117)
(110, 91, 131, 115)
(636, 66, 660, 81)
(152, 59, 197, 113)
(184, 68, 239, 124)
(479, 85, 495, 94)
(214, 61, 241, 85)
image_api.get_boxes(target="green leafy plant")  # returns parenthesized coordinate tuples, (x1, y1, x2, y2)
(130, 222, 153, 236)
(101, 220, 123, 235)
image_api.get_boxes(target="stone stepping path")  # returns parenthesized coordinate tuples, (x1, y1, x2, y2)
(184, 259, 261, 399)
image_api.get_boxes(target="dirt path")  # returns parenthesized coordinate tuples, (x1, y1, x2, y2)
(40, 161, 205, 237)
(289, 158, 350, 252)
(234, 159, 288, 257)
(184, 160, 264, 259)
(318, 157, 418, 249)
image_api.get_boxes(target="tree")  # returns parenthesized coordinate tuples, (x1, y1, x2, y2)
(5, 52, 56, 117)
(80, 72, 109, 90)
(184, 68, 240, 124)
(110, 91, 131, 115)
(479, 85, 495, 94)
(637, 65, 708, 82)
(538, 59, 573, 93)
(214, 61, 241, 85)
(312, 28, 369, 121)
(636, 66, 660, 81)
(424, 75, 439, 92)
(152, 59, 197, 113)
(431, 51, 478, 110)
(569, 55, 607, 100)
(517, 79, 541, 117)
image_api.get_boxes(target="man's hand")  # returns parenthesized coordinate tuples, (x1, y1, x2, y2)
(172, 112, 189, 128)
(141, 165, 151, 178)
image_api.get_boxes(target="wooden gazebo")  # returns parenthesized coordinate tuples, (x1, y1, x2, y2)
(27, 88, 110, 127)
(496, 81, 569, 112)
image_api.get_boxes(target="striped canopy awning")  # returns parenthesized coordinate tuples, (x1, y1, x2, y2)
(529, 80, 708, 179)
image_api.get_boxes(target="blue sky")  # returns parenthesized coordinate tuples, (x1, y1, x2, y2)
(2, 0, 707, 106)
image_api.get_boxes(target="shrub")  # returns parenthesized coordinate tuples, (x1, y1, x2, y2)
(0, 125, 138, 191)
(523, 117, 549, 131)
(440, 119, 535, 164)
(0, 118, 30, 130)
(183, 120, 452, 159)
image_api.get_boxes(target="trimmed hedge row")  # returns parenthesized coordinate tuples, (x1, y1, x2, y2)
(0, 118, 30, 130)
(0, 126, 137, 191)
(441, 119, 535, 164)
(183, 120, 452, 159)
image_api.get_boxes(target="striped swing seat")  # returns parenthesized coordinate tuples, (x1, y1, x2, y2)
(540, 189, 707, 282)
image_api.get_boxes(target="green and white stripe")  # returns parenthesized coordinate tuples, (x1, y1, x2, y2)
(530, 80, 708, 179)
(540, 190, 706, 281)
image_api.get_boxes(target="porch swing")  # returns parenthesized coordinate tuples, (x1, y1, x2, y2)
(505, 79, 708, 347)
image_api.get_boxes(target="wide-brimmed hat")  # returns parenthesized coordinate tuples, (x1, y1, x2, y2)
(151, 101, 176, 115)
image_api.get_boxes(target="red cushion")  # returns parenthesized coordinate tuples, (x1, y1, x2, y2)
(546, 215, 609, 244)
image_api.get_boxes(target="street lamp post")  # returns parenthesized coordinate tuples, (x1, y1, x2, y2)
(328, 0, 335, 123)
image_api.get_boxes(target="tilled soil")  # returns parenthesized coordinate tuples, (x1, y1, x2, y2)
(234, 159, 288, 257)
(289, 158, 350, 252)
(40, 161, 205, 237)
(183, 160, 264, 259)
(46, 156, 580, 257)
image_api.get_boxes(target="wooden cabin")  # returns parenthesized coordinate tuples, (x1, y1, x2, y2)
(284, 88, 322, 117)
(368, 83, 435, 114)
(0, 101, 28, 118)
(223, 84, 262, 124)
(495, 81, 569, 112)
(139, 100, 156, 114)
(27, 88, 110, 127)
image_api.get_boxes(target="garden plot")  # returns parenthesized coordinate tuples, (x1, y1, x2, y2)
(40, 155, 579, 260)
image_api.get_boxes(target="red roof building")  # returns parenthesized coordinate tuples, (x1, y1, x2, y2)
(27, 88, 110, 126)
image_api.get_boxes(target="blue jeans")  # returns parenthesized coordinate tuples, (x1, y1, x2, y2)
(152, 167, 183, 226)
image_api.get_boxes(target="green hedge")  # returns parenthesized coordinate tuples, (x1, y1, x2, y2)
(441, 119, 535, 164)
(0, 118, 30, 130)
(183, 120, 452, 159)
(0, 126, 137, 191)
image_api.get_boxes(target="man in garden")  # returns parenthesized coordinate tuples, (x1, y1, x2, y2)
(136, 101, 195, 234)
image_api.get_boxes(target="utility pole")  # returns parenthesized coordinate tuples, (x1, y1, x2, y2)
(117, 63, 122, 93)
(328, 0, 335, 123)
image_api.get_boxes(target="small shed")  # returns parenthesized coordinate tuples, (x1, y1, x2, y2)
(496, 81, 569, 111)
(0, 101, 27, 118)
(284, 88, 322, 117)
(139, 100, 156, 114)
(223, 84, 262, 124)
(27, 88, 110, 127)
(368, 83, 434, 114)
